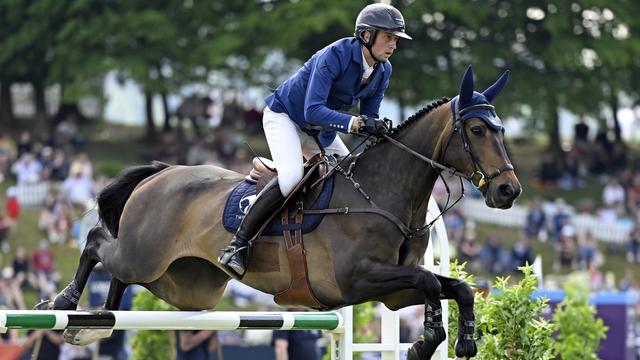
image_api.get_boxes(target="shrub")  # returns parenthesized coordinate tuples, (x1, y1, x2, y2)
(474, 265, 555, 360)
(130, 290, 176, 360)
(553, 280, 608, 359)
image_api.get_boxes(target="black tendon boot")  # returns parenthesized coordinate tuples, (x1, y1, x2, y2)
(218, 179, 285, 278)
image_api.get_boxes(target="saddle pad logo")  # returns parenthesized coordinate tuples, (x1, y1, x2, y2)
(239, 194, 256, 214)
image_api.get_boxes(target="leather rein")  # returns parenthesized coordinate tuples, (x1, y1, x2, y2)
(304, 101, 514, 239)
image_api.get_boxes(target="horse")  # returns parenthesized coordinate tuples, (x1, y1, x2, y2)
(45, 67, 521, 360)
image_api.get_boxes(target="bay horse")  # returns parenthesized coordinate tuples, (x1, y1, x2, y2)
(46, 67, 521, 360)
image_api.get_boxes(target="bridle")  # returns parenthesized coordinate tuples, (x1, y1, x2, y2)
(383, 99, 514, 191)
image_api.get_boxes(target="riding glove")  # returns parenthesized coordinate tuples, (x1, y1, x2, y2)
(359, 116, 390, 136)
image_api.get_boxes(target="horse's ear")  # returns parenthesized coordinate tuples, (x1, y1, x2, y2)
(459, 66, 475, 106)
(482, 70, 510, 103)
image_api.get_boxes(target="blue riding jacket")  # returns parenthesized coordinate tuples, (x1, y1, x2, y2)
(265, 37, 392, 147)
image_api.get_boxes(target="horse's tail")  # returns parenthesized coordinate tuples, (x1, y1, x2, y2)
(97, 161, 171, 238)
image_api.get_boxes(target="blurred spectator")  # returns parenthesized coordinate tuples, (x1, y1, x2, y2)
(10, 152, 42, 184)
(577, 230, 598, 270)
(62, 168, 95, 209)
(32, 239, 55, 273)
(22, 330, 64, 360)
(590, 129, 612, 174)
(443, 209, 465, 245)
(558, 147, 585, 190)
(38, 146, 55, 180)
(0, 132, 17, 178)
(511, 235, 534, 270)
(38, 192, 72, 244)
(610, 142, 627, 173)
(538, 153, 561, 188)
(0, 329, 22, 360)
(6, 186, 20, 224)
(551, 198, 571, 242)
(602, 177, 625, 209)
(554, 224, 577, 271)
(0, 213, 10, 253)
(69, 153, 93, 179)
(12, 246, 35, 289)
(175, 330, 219, 360)
(49, 148, 70, 181)
(59, 342, 95, 360)
(0, 267, 25, 309)
(457, 234, 481, 270)
(242, 106, 263, 135)
(523, 198, 546, 241)
(16, 130, 33, 158)
(480, 236, 508, 275)
(272, 328, 322, 360)
(213, 129, 239, 168)
(627, 221, 640, 264)
(31, 240, 61, 296)
(573, 115, 590, 151)
(626, 172, 640, 213)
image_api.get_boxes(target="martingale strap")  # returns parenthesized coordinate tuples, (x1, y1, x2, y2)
(303, 207, 427, 239)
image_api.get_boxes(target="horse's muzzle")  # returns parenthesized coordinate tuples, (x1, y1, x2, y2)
(484, 175, 521, 209)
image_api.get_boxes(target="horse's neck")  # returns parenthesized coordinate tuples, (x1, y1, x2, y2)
(355, 105, 451, 226)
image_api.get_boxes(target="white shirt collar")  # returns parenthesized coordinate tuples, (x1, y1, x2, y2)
(361, 49, 375, 82)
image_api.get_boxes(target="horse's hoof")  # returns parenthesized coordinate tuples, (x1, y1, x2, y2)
(406, 340, 433, 360)
(64, 328, 113, 345)
(455, 339, 478, 358)
(33, 300, 53, 310)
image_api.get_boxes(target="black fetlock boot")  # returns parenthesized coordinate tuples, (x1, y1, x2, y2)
(218, 179, 285, 278)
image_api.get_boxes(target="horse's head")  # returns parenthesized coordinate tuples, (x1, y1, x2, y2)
(441, 66, 521, 209)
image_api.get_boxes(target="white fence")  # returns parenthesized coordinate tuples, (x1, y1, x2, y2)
(15, 182, 49, 206)
(461, 197, 632, 244)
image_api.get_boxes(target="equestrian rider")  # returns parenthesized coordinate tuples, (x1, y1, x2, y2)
(218, 3, 412, 278)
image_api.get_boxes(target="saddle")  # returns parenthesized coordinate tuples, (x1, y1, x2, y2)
(248, 154, 329, 310)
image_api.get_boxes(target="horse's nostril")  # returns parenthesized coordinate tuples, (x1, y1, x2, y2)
(499, 184, 514, 197)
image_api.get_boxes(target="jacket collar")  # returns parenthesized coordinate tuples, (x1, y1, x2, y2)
(351, 38, 386, 74)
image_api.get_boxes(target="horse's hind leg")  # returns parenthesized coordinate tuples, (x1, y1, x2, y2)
(50, 227, 107, 310)
(104, 278, 128, 310)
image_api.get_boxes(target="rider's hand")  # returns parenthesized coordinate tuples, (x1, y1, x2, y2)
(359, 115, 390, 136)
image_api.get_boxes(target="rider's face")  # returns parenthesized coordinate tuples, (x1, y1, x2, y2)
(370, 31, 399, 63)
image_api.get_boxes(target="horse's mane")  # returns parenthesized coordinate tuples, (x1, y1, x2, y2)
(365, 97, 450, 150)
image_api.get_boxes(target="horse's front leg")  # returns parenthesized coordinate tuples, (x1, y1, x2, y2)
(345, 262, 446, 360)
(435, 274, 477, 359)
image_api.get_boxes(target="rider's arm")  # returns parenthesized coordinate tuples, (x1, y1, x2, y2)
(303, 47, 353, 133)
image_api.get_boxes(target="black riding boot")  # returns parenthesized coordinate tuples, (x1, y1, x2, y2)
(218, 179, 285, 278)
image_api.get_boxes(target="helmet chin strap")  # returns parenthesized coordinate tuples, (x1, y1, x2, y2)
(363, 31, 383, 63)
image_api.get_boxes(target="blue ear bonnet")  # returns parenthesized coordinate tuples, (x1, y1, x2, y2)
(453, 66, 509, 132)
(451, 93, 503, 132)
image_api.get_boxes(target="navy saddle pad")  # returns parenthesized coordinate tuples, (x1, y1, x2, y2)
(222, 174, 336, 236)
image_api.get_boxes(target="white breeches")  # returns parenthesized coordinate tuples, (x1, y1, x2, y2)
(263, 106, 349, 196)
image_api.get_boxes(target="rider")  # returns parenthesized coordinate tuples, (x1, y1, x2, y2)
(218, 3, 412, 278)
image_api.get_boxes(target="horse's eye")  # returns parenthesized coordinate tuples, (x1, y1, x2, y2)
(471, 126, 484, 136)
